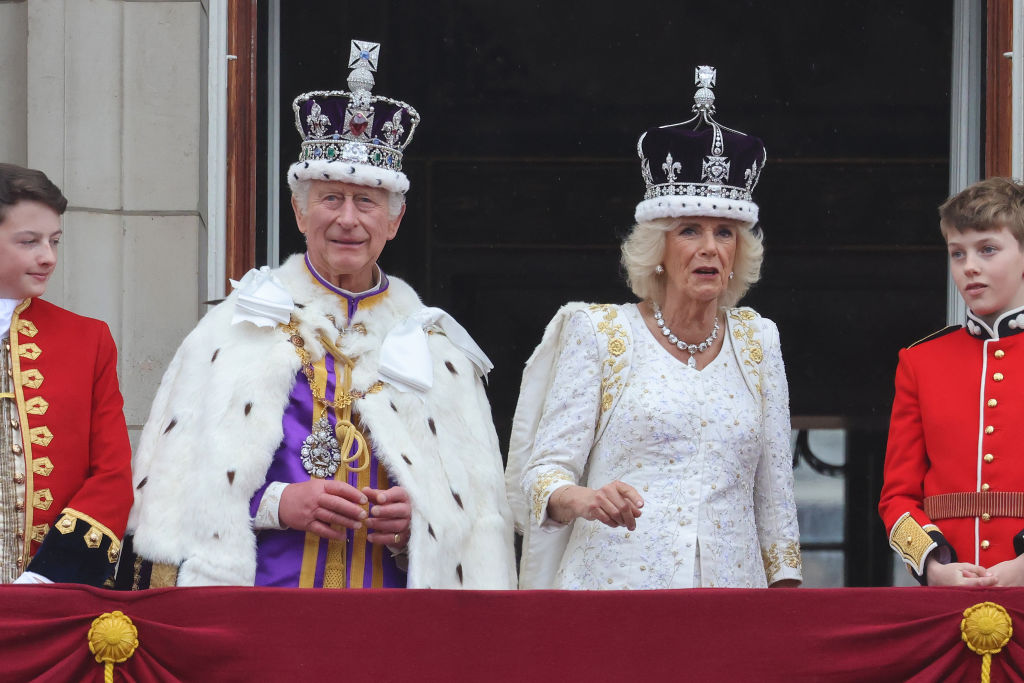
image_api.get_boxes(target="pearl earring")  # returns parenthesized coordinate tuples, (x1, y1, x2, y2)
(655, 265, 665, 274)
(728, 271, 734, 280)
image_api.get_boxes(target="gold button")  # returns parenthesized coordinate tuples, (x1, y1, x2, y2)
(12, 474, 23, 484)
(9, 418, 18, 429)
(982, 483, 991, 491)
(995, 350, 1006, 359)
(994, 372, 1005, 381)
(16, 556, 23, 567)
(982, 513, 991, 522)
(984, 454, 994, 463)
(5, 368, 11, 378)
(14, 501, 24, 511)
(981, 540, 991, 550)
(985, 425, 995, 435)
(15, 530, 23, 540)
(11, 443, 21, 454)
(988, 399, 998, 408)
(906, 536, 914, 545)
(88, 532, 99, 542)
(61, 518, 73, 529)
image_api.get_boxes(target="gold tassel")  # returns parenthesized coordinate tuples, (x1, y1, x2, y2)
(961, 601, 1012, 683)
(88, 611, 138, 683)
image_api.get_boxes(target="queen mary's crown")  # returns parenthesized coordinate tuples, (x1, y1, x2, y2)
(634, 66, 766, 226)
(288, 39, 421, 195)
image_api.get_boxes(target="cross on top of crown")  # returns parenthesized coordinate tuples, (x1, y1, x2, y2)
(348, 40, 380, 72)
(695, 66, 716, 89)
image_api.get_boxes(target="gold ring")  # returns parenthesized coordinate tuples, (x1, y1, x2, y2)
(394, 533, 401, 545)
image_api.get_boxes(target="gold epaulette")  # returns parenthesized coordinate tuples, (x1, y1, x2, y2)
(908, 325, 960, 349)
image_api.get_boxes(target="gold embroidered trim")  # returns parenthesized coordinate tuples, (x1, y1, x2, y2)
(58, 508, 122, 556)
(890, 512, 935, 571)
(30, 523, 48, 543)
(29, 426, 52, 447)
(17, 343, 40, 360)
(32, 457, 52, 476)
(531, 469, 574, 524)
(16, 320, 37, 338)
(149, 563, 178, 588)
(32, 488, 52, 510)
(589, 305, 629, 421)
(25, 397, 48, 415)
(20, 368, 43, 389)
(85, 526, 103, 549)
(729, 309, 763, 396)
(10, 300, 36, 563)
(57, 513, 76, 534)
(761, 541, 802, 581)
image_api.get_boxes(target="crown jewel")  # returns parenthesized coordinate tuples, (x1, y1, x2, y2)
(289, 39, 420, 194)
(634, 65, 766, 225)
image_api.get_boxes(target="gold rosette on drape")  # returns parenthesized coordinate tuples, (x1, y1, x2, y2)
(87, 611, 138, 683)
(961, 601, 1012, 683)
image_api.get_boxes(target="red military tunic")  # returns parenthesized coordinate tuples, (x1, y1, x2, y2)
(880, 305, 1024, 581)
(4, 297, 133, 584)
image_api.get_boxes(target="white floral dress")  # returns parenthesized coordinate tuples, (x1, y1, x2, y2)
(520, 304, 801, 589)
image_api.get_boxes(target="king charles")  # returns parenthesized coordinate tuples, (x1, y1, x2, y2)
(120, 40, 516, 589)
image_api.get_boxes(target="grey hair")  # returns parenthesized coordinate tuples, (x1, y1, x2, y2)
(620, 218, 764, 308)
(291, 178, 405, 219)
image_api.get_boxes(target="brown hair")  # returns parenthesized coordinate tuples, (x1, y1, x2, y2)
(0, 164, 68, 224)
(939, 177, 1024, 246)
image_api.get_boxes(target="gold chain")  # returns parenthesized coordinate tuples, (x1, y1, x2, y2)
(282, 319, 384, 410)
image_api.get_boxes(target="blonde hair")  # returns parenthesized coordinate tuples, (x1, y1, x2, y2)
(621, 218, 764, 308)
(939, 177, 1024, 246)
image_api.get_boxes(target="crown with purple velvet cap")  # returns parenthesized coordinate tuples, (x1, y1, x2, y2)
(288, 39, 421, 195)
(635, 66, 765, 226)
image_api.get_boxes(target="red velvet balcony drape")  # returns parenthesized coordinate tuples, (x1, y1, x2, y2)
(2, 585, 1024, 682)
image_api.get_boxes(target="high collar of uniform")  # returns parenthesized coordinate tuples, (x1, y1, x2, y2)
(303, 253, 389, 321)
(965, 304, 1024, 340)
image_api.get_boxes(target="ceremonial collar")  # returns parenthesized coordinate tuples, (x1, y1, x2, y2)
(303, 253, 389, 322)
(965, 304, 1024, 340)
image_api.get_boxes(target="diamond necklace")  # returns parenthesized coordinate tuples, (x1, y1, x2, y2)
(652, 302, 719, 369)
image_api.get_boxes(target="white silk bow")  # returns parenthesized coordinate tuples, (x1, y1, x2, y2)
(229, 267, 294, 328)
(379, 307, 493, 393)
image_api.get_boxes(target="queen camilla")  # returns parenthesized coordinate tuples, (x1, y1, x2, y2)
(507, 67, 802, 590)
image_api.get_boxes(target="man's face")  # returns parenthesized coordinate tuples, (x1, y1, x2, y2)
(292, 181, 404, 291)
(947, 225, 1024, 322)
(0, 200, 61, 300)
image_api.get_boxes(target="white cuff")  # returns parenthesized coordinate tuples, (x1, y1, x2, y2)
(13, 571, 52, 584)
(253, 481, 289, 530)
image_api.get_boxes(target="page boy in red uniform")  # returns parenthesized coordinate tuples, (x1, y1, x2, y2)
(0, 164, 132, 585)
(880, 177, 1024, 586)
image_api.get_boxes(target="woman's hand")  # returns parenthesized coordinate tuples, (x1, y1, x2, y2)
(362, 486, 412, 548)
(548, 482, 644, 530)
(987, 555, 1024, 586)
(279, 479, 368, 540)
(924, 556, 997, 587)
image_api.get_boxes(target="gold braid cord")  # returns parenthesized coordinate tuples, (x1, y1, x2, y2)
(282, 319, 383, 473)
(961, 602, 1012, 683)
(88, 611, 138, 683)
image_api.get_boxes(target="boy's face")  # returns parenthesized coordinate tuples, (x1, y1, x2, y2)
(0, 200, 61, 300)
(947, 224, 1024, 321)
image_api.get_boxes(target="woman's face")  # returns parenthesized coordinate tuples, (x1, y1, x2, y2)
(661, 216, 740, 304)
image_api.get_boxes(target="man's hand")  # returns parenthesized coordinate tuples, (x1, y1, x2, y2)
(925, 556, 997, 587)
(548, 482, 644, 530)
(279, 479, 368, 540)
(361, 486, 412, 548)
